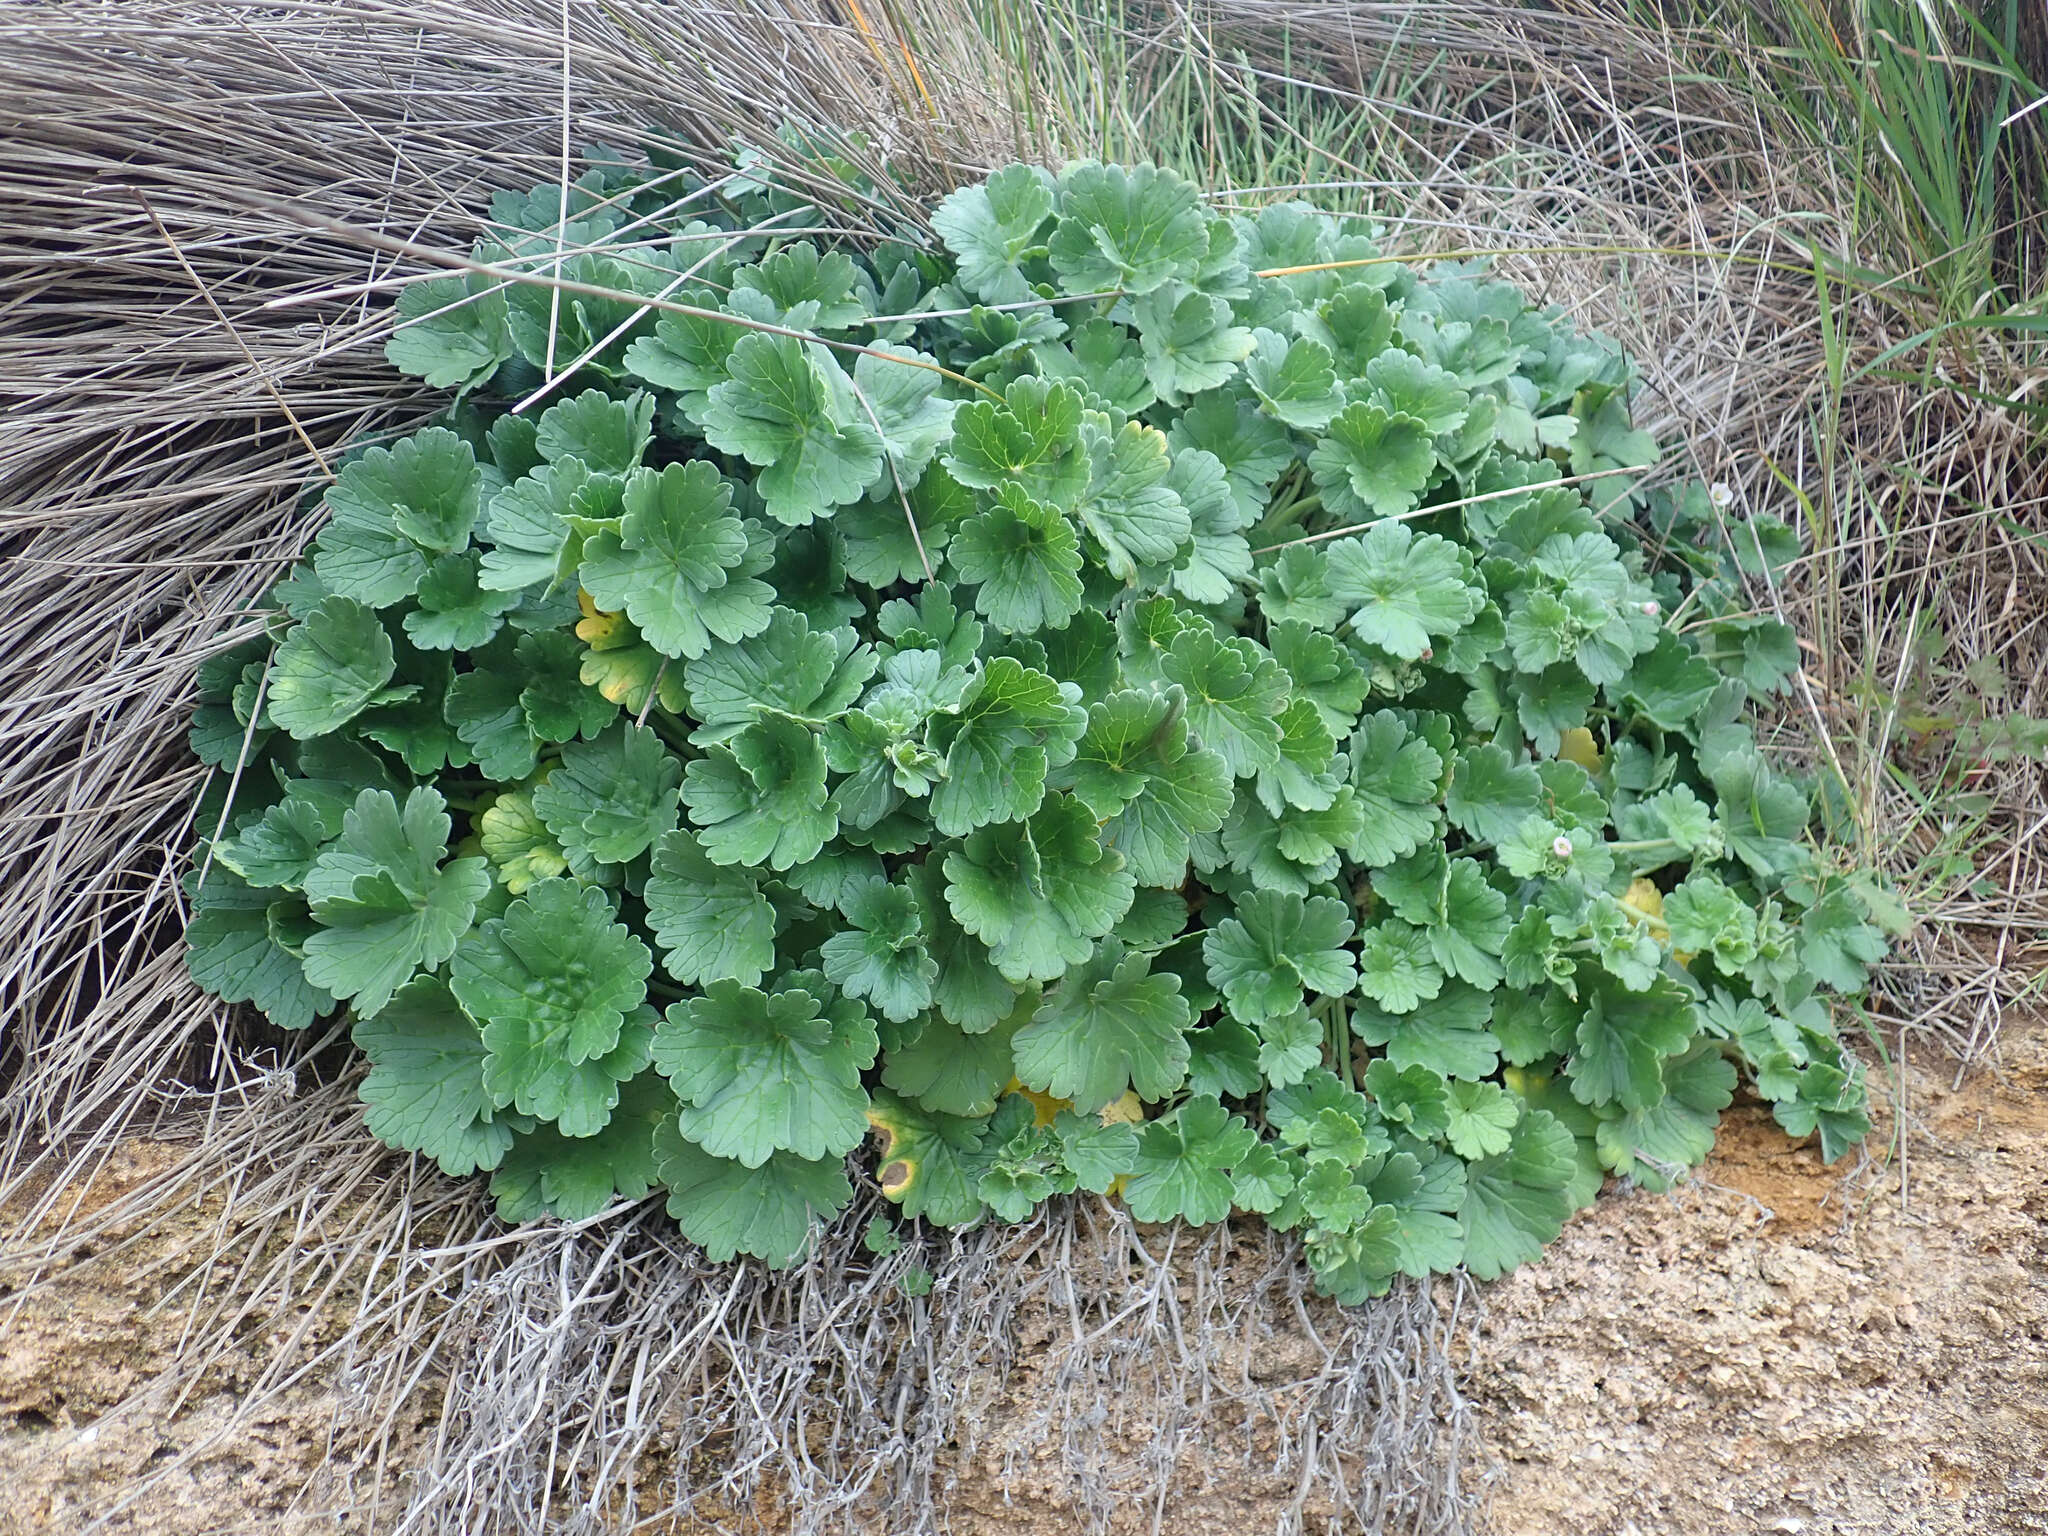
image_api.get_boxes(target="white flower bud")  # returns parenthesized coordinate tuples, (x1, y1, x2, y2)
(1708, 481, 1734, 509)
(1550, 833, 1575, 861)
(1640, 599, 1660, 617)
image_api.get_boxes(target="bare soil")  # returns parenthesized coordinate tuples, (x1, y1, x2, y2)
(1466, 1013, 2048, 1536)
(3, 1014, 2043, 1535)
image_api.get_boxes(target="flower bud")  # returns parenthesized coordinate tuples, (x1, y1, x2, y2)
(1550, 833, 1574, 861)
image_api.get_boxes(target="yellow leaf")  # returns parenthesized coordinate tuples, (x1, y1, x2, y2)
(573, 593, 687, 713)
(1557, 726, 1602, 773)
(1011, 1083, 1069, 1126)
(1099, 1090, 1144, 1127)
(1622, 876, 1670, 942)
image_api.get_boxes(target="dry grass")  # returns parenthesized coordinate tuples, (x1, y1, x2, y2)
(1, 0, 2043, 1531)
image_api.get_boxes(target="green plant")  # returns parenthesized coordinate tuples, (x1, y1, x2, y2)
(185, 147, 1886, 1298)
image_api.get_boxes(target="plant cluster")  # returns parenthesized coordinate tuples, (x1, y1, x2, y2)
(186, 149, 1887, 1296)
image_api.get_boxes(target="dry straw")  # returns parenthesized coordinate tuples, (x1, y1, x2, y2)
(0, 4, 1478, 1532)
(3, 0, 2042, 1530)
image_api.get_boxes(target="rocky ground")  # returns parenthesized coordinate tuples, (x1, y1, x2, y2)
(3, 1013, 2043, 1535)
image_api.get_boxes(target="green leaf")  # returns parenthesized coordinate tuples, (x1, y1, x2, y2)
(1364, 1059, 1453, 1140)
(215, 791, 339, 891)
(1084, 689, 1235, 890)
(880, 1002, 1025, 1118)
(491, 1070, 672, 1221)
(479, 458, 621, 593)
(643, 829, 776, 987)
(533, 721, 682, 865)
(1615, 783, 1722, 865)
(354, 976, 518, 1177)
(820, 876, 937, 1023)
(1354, 919, 1445, 1013)
(683, 605, 876, 743)
(1442, 1079, 1520, 1160)
(1663, 872, 1758, 970)
(385, 273, 511, 390)
(1267, 620, 1367, 737)
(1613, 630, 1719, 730)
(1710, 746, 1813, 882)
(1798, 888, 1888, 993)
(1323, 522, 1483, 660)
(1203, 891, 1357, 1026)
(453, 878, 653, 1129)
(840, 465, 969, 587)
(1595, 1043, 1734, 1189)
(701, 333, 882, 524)
(1034, 317, 1156, 414)
(534, 388, 655, 475)
(185, 870, 334, 1030)
(314, 428, 482, 606)
(1164, 447, 1253, 605)
(866, 1088, 995, 1227)
(931, 164, 1056, 305)
(732, 241, 869, 328)
(1011, 940, 1191, 1111)
(1427, 858, 1510, 987)
(855, 344, 958, 484)
(578, 462, 770, 660)
(1168, 392, 1292, 523)
(1243, 329, 1343, 430)
(619, 288, 739, 424)
(947, 484, 1086, 633)
(653, 1120, 852, 1265)
(267, 597, 399, 740)
(1159, 627, 1288, 778)
(943, 792, 1135, 984)
(475, 791, 567, 894)
(1308, 402, 1435, 522)
(681, 714, 837, 871)
(1362, 1148, 1467, 1279)
(1347, 710, 1443, 866)
(1444, 743, 1543, 845)
(653, 974, 880, 1167)
(1567, 975, 1696, 1112)
(1364, 349, 1470, 435)
(1256, 1008, 1324, 1089)
(405, 552, 521, 651)
(1458, 1107, 1577, 1280)
(1186, 1019, 1263, 1098)
(943, 377, 1089, 509)
(1048, 161, 1209, 295)
(927, 655, 1087, 837)
(1772, 1056, 1870, 1164)
(518, 628, 619, 743)
(1123, 1095, 1258, 1223)
(1351, 983, 1499, 1079)
(302, 787, 492, 1018)
(444, 670, 538, 783)
(907, 862, 1022, 1033)
(1072, 414, 1189, 580)
(1131, 282, 1254, 402)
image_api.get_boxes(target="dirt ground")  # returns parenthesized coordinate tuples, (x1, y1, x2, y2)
(1467, 1012, 2048, 1536)
(2, 1013, 2043, 1536)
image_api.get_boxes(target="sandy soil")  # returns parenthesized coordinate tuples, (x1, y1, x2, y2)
(1469, 1012, 2048, 1536)
(2, 1014, 2043, 1535)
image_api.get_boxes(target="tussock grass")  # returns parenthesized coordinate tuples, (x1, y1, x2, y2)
(1, 0, 2042, 1530)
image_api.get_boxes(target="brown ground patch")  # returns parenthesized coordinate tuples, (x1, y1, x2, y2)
(3, 1023, 2044, 1534)
(1469, 1015, 2048, 1536)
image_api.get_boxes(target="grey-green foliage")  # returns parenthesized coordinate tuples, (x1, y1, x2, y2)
(184, 144, 1885, 1297)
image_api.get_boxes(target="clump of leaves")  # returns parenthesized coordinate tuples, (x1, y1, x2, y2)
(186, 147, 1889, 1297)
